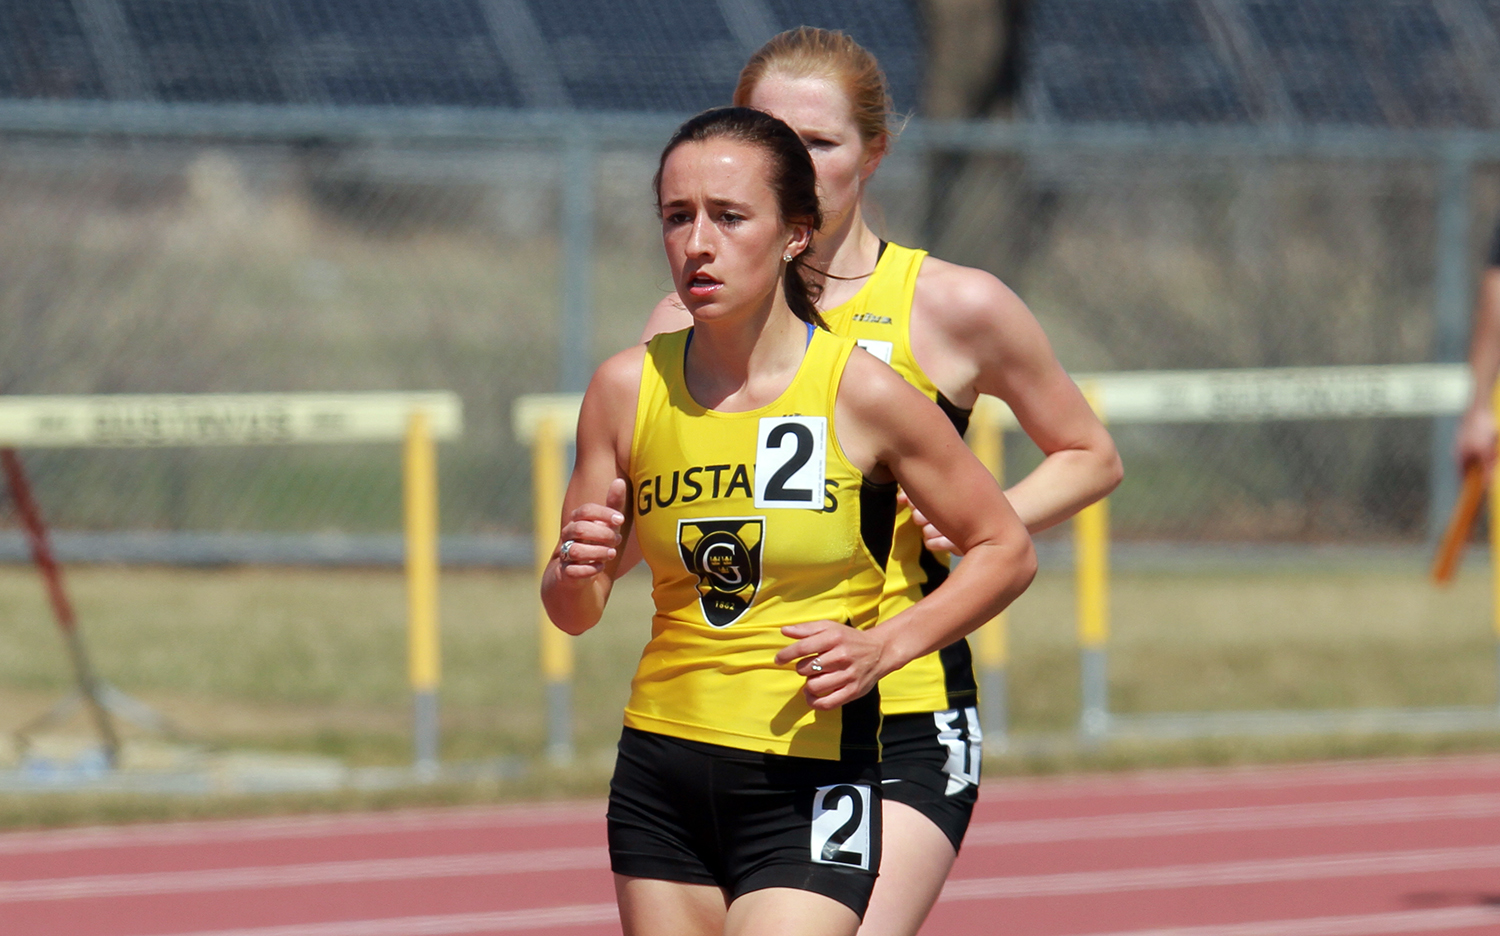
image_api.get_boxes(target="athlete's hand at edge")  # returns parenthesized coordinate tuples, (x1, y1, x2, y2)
(774, 620, 893, 711)
(897, 489, 960, 556)
(1456, 404, 1499, 483)
(555, 478, 627, 579)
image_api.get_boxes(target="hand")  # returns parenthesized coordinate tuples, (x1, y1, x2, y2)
(556, 478, 627, 579)
(897, 489, 960, 556)
(774, 620, 891, 710)
(1456, 406, 1498, 482)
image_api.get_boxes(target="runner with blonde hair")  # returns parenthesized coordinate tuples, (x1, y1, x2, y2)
(641, 28, 1122, 936)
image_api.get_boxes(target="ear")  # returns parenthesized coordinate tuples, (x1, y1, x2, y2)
(785, 221, 813, 259)
(859, 136, 887, 184)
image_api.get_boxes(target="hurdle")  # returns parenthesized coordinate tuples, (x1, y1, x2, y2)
(0, 392, 462, 772)
(517, 361, 1498, 748)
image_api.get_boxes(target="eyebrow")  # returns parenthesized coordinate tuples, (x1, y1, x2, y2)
(661, 196, 755, 210)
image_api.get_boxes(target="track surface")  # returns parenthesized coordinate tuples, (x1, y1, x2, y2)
(7, 756, 1500, 935)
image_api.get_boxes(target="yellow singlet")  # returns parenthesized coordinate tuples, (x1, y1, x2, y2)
(625, 326, 896, 762)
(820, 242, 978, 716)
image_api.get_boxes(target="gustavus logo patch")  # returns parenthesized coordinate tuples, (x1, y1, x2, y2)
(677, 517, 764, 627)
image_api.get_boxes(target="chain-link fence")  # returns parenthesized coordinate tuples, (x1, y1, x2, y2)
(3, 115, 1496, 553)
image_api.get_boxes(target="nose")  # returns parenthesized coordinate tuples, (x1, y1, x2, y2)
(687, 214, 714, 259)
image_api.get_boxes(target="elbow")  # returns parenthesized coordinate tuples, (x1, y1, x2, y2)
(993, 527, 1037, 599)
(1101, 447, 1124, 498)
(1012, 534, 1039, 594)
(1090, 435, 1124, 499)
(539, 581, 599, 636)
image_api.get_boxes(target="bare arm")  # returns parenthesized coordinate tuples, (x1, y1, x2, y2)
(1458, 268, 1500, 478)
(774, 351, 1036, 709)
(539, 347, 642, 635)
(914, 260, 1120, 533)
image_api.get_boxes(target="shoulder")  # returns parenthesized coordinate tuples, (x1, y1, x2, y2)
(581, 344, 647, 428)
(641, 292, 693, 343)
(837, 344, 942, 436)
(913, 256, 1027, 334)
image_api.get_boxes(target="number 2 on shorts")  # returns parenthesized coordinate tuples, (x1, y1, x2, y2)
(810, 783, 873, 869)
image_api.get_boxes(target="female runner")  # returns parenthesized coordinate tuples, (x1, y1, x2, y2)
(640, 29, 1123, 936)
(543, 107, 1035, 936)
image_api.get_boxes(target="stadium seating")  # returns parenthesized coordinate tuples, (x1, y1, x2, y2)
(0, 0, 923, 114)
(1023, 0, 1500, 127)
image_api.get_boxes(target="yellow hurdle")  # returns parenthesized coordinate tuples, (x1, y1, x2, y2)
(1076, 384, 1111, 737)
(403, 409, 441, 771)
(1491, 382, 1500, 707)
(531, 415, 575, 764)
(969, 395, 1009, 747)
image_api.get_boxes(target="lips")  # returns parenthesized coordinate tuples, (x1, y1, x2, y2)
(687, 272, 722, 298)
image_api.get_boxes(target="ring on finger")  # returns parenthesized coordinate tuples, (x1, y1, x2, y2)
(808, 657, 824, 674)
(560, 539, 575, 564)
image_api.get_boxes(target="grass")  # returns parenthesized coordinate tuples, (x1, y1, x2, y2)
(2, 560, 1500, 828)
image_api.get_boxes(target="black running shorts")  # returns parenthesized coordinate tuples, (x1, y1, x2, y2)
(877, 707, 983, 852)
(607, 726, 882, 918)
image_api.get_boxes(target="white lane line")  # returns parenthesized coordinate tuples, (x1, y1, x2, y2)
(127, 902, 1500, 936)
(966, 793, 1500, 845)
(1050, 906, 1500, 936)
(0, 802, 606, 857)
(144, 903, 620, 936)
(940, 844, 1500, 902)
(0, 846, 609, 903)
(980, 755, 1500, 802)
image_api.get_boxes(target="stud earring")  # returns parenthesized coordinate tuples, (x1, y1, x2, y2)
(782, 254, 793, 262)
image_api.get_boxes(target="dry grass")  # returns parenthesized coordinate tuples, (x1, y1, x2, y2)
(1, 560, 1498, 826)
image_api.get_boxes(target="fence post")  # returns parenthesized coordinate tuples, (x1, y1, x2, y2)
(1077, 386, 1111, 739)
(533, 415, 574, 765)
(403, 409, 441, 775)
(1429, 147, 1474, 542)
(560, 128, 596, 395)
(969, 396, 1009, 750)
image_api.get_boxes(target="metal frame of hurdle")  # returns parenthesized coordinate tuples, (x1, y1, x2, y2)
(0, 392, 462, 773)
(518, 361, 1500, 757)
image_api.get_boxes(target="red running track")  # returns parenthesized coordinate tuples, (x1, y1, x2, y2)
(7, 755, 1500, 935)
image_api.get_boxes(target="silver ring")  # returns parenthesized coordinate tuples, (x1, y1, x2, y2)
(809, 658, 824, 674)
(560, 540, 575, 564)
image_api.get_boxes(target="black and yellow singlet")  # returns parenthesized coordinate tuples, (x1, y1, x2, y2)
(820, 242, 978, 716)
(625, 325, 896, 762)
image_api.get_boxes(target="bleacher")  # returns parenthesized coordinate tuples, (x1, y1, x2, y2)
(1021, 0, 1500, 127)
(0, 0, 923, 114)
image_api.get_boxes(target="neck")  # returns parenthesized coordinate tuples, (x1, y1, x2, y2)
(686, 295, 808, 412)
(807, 202, 883, 305)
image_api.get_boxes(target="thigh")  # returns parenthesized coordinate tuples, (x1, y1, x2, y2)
(727, 886, 861, 936)
(877, 707, 982, 851)
(607, 728, 721, 886)
(856, 800, 956, 936)
(719, 756, 883, 920)
(615, 874, 727, 936)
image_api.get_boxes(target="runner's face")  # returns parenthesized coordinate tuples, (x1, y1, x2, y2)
(747, 75, 880, 234)
(659, 138, 806, 321)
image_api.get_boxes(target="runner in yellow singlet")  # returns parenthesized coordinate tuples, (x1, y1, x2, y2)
(543, 108, 1035, 936)
(640, 29, 1123, 936)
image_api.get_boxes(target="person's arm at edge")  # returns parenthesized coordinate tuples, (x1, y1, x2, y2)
(919, 261, 1122, 533)
(1458, 267, 1500, 479)
(539, 346, 643, 635)
(776, 351, 1037, 710)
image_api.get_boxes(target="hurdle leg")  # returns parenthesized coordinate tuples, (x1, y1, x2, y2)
(404, 411, 441, 775)
(532, 417, 574, 765)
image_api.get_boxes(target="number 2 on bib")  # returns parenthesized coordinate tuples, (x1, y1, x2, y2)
(754, 416, 827, 510)
(810, 783, 873, 868)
